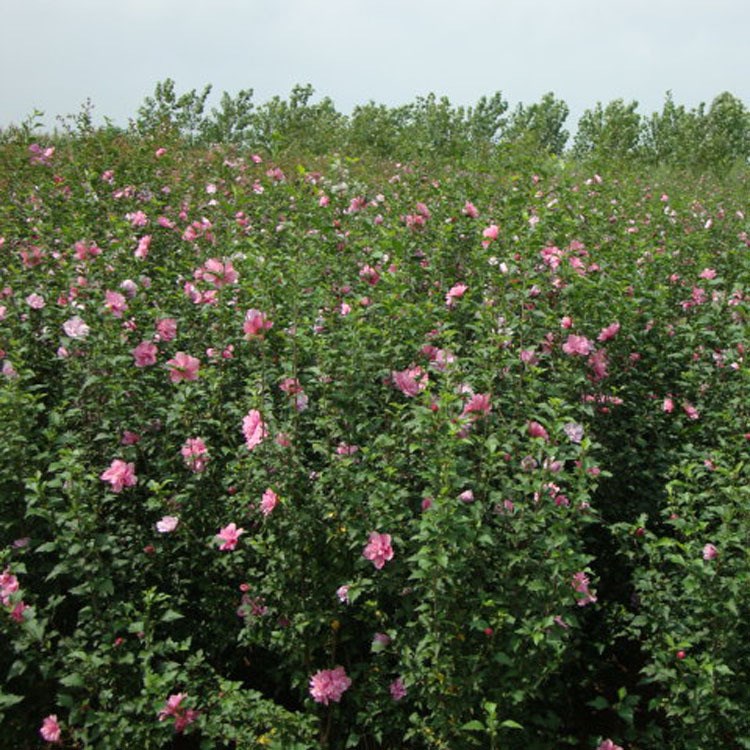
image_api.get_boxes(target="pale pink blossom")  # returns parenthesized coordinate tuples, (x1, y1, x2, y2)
(26, 293, 45, 310)
(62, 316, 90, 339)
(699, 267, 717, 280)
(309, 666, 351, 705)
(336, 585, 350, 604)
(482, 223, 499, 248)
(216, 523, 244, 551)
(683, 402, 700, 420)
(181, 437, 209, 472)
(597, 740, 623, 750)
(39, 714, 61, 743)
(156, 516, 179, 533)
(166, 352, 200, 383)
(104, 290, 128, 317)
(458, 489, 475, 503)
(564, 423, 584, 443)
(562, 334, 594, 356)
(134, 235, 151, 259)
(100, 459, 137, 493)
(242, 409, 268, 450)
(702, 543, 718, 560)
(663, 396, 675, 413)
(363, 531, 394, 570)
(445, 283, 468, 308)
(126, 210, 148, 227)
(195, 258, 238, 288)
(260, 488, 278, 516)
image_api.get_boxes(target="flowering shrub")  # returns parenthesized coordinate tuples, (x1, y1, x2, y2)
(0, 118, 748, 750)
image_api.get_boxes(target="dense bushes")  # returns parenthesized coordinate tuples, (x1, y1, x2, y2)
(0, 115, 748, 748)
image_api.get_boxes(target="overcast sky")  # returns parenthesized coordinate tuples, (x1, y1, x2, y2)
(1, 0, 747, 133)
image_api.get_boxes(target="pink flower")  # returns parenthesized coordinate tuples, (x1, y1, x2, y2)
(458, 489, 475, 503)
(216, 523, 244, 551)
(156, 516, 179, 533)
(309, 666, 352, 705)
(359, 264, 380, 285)
(527, 421, 549, 441)
(572, 571, 597, 607)
(562, 334, 594, 356)
(155, 317, 177, 342)
(463, 201, 479, 218)
(126, 210, 148, 227)
(391, 366, 428, 397)
(481, 223, 499, 248)
(39, 714, 61, 743)
(181, 437, 209, 472)
(158, 693, 186, 720)
(389, 677, 408, 701)
(260, 488, 278, 516)
(132, 340, 158, 367)
(336, 585, 350, 604)
(699, 267, 717, 280)
(100, 459, 138, 493)
(563, 422, 584, 443)
(663, 396, 675, 413)
(597, 741, 623, 750)
(104, 290, 128, 317)
(702, 543, 718, 560)
(166, 352, 200, 383)
(363, 532, 394, 570)
(134, 235, 151, 259)
(62, 316, 90, 339)
(242, 409, 268, 450)
(195, 258, 238, 287)
(243, 309, 273, 339)
(461, 392, 492, 419)
(26, 293, 45, 309)
(445, 283, 468, 308)
(597, 322, 621, 342)
(336, 442, 360, 457)
(683, 402, 700, 420)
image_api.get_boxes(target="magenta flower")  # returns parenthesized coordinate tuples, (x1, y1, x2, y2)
(389, 677, 408, 701)
(309, 666, 352, 705)
(216, 523, 244, 551)
(158, 693, 198, 733)
(100, 459, 138, 493)
(527, 421, 550, 441)
(391, 366, 428, 397)
(562, 334, 594, 356)
(363, 532, 394, 570)
(132, 340, 158, 367)
(260, 488, 278, 516)
(166, 352, 200, 383)
(242, 409, 268, 450)
(39, 714, 61, 743)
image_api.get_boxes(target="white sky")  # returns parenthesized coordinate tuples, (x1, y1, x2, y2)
(1, 0, 747, 132)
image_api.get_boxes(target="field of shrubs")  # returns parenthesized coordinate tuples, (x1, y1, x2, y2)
(0, 84, 748, 749)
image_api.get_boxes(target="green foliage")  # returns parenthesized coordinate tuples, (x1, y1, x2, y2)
(0, 90, 748, 750)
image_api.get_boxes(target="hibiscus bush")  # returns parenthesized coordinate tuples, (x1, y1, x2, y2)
(0, 113, 748, 750)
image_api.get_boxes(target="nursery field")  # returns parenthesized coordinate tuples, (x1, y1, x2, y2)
(0, 112, 749, 749)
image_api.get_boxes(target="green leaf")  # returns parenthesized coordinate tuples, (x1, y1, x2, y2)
(500, 720, 523, 730)
(461, 720, 485, 731)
